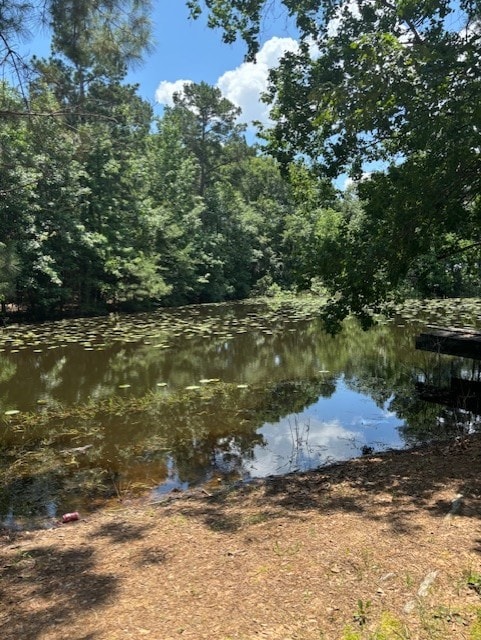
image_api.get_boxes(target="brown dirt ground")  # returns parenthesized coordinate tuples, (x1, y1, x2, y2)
(1, 435, 481, 640)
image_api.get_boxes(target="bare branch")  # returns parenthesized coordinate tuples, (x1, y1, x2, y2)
(437, 241, 481, 262)
(0, 108, 118, 121)
(378, 0, 425, 45)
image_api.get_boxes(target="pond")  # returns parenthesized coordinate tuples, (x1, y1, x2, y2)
(1, 297, 481, 528)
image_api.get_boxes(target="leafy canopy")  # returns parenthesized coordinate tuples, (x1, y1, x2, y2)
(189, 0, 481, 323)
(189, 0, 480, 179)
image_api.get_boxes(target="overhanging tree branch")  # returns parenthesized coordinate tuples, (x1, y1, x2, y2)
(0, 108, 118, 120)
(436, 241, 481, 262)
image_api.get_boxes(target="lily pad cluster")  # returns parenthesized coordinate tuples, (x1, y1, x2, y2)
(392, 298, 481, 330)
(0, 298, 325, 356)
(2, 296, 481, 528)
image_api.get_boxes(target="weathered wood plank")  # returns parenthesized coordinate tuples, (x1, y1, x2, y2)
(415, 327, 481, 359)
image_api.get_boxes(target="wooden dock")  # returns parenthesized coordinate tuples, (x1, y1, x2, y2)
(416, 378, 481, 414)
(415, 326, 481, 359)
(415, 327, 481, 413)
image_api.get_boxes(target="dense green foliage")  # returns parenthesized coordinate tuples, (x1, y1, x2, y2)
(1, 1, 480, 321)
(191, 0, 481, 324)
(0, 1, 301, 316)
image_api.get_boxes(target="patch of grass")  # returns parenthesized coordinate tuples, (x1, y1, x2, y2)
(14, 549, 33, 564)
(415, 598, 471, 639)
(373, 611, 410, 639)
(432, 604, 465, 625)
(273, 539, 301, 556)
(469, 608, 481, 640)
(167, 513, 188, 525)
(350, 547, 379, 581)
(353, 599, 371, 627)
(404, 572, 415, 589)
(467, 571, 481, 596)
(242, 512, 270, 526)
(251, 564, 270, 581)
(341, 626, 362, 640)
(340, 609, 413, 639)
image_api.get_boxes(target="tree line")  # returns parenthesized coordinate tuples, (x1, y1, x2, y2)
(0, 71, 335, 317)
(1, 0, 480, 322)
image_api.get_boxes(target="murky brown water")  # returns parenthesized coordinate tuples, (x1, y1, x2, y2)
(1, 298, 480, 528)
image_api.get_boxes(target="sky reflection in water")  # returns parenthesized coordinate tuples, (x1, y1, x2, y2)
(245, 379, 405, 479)
(2, 298, 480, 524)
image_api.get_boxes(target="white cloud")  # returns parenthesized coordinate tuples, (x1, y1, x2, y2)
(327, 0, 361, 38)
(247, 416, 363, 477)
(339, 172, 372, 191)
(154, 37, 301, 127)
(217, 36, 299, 125)
(154, 79, 192, 106)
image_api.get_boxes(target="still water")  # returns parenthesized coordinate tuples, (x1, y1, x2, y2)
(1, 298, 480, 527)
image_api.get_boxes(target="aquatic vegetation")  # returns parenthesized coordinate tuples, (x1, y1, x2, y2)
(1, 296, 480, 528)
(0, 374, 334, 523)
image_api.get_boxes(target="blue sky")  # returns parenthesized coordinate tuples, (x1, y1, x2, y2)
(21, 2, 299, 125)
(134, 3, 301, 126)
(130, 4, 253, 111)
(17, 2, 359, 187)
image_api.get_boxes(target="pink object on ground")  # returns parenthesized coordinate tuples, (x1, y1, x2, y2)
(62, 512, 80, 523)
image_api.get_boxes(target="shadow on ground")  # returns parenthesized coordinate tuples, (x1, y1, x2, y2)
(159, 434, 481, 535)
(0, 519, 151, 640)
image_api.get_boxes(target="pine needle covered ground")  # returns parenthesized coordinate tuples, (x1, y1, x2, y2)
(2, 435, 481, 640)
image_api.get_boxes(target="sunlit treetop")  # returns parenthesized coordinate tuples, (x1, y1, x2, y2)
(188, 1, 479, 55)
(189, 1, 480, 326)
(0, 0, 153, 92)
(188, 0, 480, 178)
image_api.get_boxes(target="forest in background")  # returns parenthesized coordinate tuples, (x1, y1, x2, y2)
(1, 0, 480, 322)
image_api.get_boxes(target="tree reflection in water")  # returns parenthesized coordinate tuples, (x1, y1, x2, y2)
(1, 298, 481, 527)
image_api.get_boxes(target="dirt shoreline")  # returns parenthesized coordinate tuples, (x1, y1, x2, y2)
(2, 435, 481, 640)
